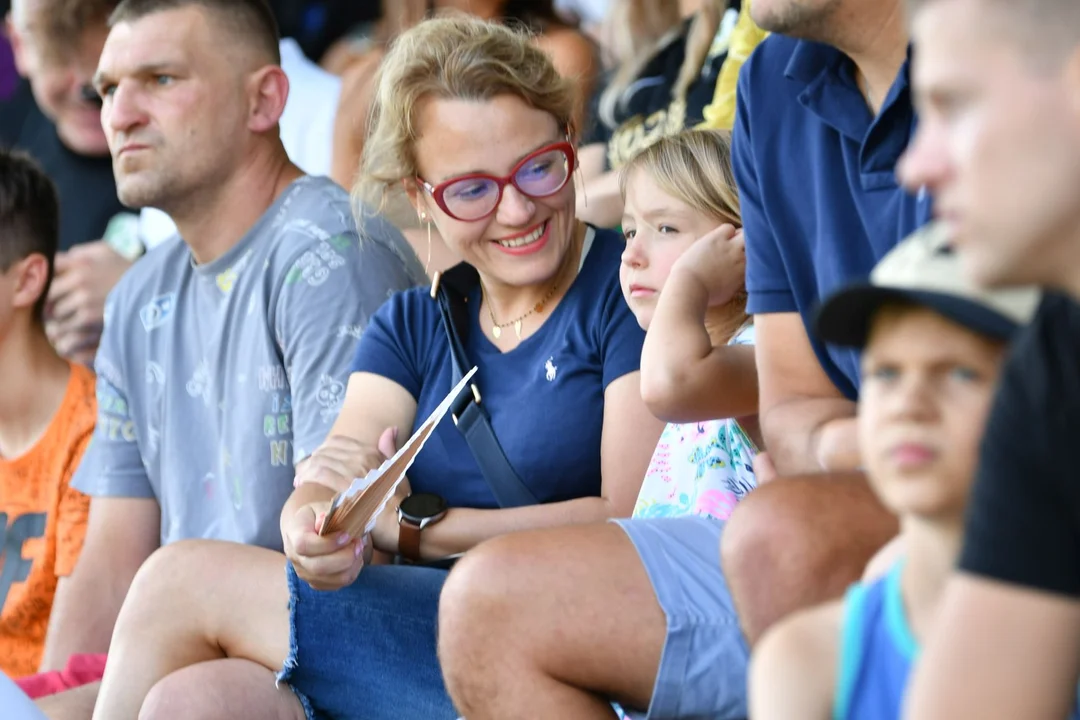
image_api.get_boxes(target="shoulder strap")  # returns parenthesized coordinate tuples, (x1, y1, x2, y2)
(433, 264, 540, 508)
(883, 562, 919, 661)
(834, 581, 871, 720)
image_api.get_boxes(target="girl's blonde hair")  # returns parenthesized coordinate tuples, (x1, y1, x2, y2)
(355, 16, 577, 218)
(599, 0, 732, 131)
(619, 128, 749, 343)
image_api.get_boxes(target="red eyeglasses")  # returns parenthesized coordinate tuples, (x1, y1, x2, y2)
(417, 141, 577, 222)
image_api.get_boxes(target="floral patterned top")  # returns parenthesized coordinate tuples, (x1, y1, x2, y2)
(632, 324, 757, 522)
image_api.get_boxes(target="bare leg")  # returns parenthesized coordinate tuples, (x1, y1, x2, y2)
(439, 524, 665, 719)
(37, 683, 100, 720)
(92, 540, 294, 720)
(721, 472, 899, 645)
(140, 659, 303, 720)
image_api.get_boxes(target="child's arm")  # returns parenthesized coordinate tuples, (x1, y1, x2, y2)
(37, 480, 92, 671)
(640, 226, 758, 424)
(39, 497, 161, 670)
(750, 600, 841, 720)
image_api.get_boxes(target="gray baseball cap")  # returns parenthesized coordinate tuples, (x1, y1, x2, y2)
(815, 222, 1041, 348)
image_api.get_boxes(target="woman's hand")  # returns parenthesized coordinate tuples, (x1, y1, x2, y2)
(294, 427, 399, 493)
(371, 477, 413, 556)
(283, 502, 373, 591)
(669, 224, 746, 306)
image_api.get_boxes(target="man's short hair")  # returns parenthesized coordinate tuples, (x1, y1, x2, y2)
(908, 0, 1080, 68)
(108, 0, 281, 64)
(0, 149, 59, 325)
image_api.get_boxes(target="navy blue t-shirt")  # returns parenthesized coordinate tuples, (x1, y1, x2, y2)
(351, 227, 644, 509)
(733, 36, 933, 399)
(0, 81, 126, 251)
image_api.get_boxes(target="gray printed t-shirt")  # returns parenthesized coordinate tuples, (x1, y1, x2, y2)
(72, 176, 427, 549)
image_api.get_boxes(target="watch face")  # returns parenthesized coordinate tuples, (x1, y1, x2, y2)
(399, 492, 448, 522)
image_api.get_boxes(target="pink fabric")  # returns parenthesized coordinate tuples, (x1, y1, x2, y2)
(15, 654, 107, 699)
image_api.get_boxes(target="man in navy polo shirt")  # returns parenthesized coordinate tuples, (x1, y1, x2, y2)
(721, 0, 933, 644)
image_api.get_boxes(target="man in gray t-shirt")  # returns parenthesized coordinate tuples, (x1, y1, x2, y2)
(73, 175, 425, 549)
(29, 4, 425, 714)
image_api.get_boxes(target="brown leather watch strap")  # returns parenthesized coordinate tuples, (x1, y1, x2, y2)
(399, 518, 423, 563)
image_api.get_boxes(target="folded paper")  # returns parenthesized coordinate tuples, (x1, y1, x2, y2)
(319, 366, 479, 539)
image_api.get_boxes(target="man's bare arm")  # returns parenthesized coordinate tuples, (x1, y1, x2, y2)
(905, 574, 1080, 720)
(755, 313, 858, 475)
(38, 498, 161, 670)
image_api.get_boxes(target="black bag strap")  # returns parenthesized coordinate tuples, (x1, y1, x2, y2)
(433, 263, 540, 508)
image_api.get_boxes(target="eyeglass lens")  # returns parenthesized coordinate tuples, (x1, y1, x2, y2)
(441, 147, 570, 220)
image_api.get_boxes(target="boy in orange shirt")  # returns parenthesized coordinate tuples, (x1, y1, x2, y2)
(0, 148, 95, 679)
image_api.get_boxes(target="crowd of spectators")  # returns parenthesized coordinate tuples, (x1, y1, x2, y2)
(2, 0, 1080, 719)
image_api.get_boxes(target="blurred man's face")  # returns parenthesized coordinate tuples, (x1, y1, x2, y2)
(8, 13, 110, 156)
(94, 6, 252, 213)
(898, 0, 1080, 289)
(750, 0, 844, 38)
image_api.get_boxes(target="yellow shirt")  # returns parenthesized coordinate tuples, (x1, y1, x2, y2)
(698, 1, 769, 131)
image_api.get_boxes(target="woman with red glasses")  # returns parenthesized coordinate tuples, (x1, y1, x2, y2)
(90, 15, 664, 720)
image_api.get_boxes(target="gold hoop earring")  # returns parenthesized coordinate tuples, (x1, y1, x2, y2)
(575, 165, 588, 208)
(418, 210, 433, 275)
(426, 219, 433, 274)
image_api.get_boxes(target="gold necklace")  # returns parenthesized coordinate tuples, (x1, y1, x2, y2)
(484, 280, 560, 340)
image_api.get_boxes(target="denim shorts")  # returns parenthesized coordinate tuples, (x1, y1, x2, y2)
(276, 563, 458, 720)
(613, 515, 749, 720)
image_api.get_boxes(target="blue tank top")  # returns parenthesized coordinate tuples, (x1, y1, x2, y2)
(836, 563, 1080, 720)
(834, 563, 917, 720)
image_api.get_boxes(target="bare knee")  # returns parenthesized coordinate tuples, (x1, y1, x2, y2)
(140, 671, 231, 720)
(140, 665, 304, 720)
(116, 540, 227, 641)
(139, 672, 192, 720)
(439, 535, 524, 664)
(125, 540, 204, 602)
(439, 532, 553, 706)
(722, 473, 897, 645)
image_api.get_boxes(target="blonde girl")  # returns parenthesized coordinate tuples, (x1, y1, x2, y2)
(619, 128, 761, 521)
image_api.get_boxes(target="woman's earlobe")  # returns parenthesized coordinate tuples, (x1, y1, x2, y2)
(403, 179, 425, 214)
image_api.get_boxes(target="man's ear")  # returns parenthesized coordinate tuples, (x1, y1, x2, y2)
(11, 254, 49, 313)
(6, 14, 31, 78)
(248, 65, 289, 134)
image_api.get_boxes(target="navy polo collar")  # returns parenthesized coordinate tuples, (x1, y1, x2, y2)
(784, 39, 847, 85)
(783, 40, 914, 143)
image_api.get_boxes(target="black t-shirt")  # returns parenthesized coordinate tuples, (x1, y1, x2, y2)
(0, 80, 125, 251)
(959, 291, 1080, 597)
(583, 8, 736, 171)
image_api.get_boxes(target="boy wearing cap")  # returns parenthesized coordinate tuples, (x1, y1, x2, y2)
(747, 223, 1042, 720)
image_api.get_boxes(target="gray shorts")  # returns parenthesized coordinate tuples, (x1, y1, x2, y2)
(613, 515, 749, 720)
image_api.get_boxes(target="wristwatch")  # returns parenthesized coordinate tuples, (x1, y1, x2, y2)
(397, 493, 449, 562)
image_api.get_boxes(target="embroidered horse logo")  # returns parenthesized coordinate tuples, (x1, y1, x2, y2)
(545, 357, 557, 382)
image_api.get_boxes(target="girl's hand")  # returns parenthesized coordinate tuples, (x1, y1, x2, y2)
(668, 224, 746, 306)
(283, 502, 372, 591)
